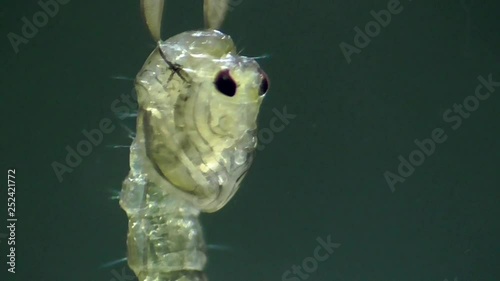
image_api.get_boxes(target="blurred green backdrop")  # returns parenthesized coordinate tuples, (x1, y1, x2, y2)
(1, 1, 499, 281)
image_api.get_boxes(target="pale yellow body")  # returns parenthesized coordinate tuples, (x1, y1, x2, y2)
(119, 2, 268, 281)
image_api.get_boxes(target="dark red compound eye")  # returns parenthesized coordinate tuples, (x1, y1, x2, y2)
(214, 69, 237, 97)
(259, 70, 269, 96)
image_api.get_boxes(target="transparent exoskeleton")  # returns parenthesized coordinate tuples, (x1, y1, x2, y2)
(119, 1, 269, 281)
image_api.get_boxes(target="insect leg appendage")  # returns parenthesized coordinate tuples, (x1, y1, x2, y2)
(158, 47, 188, 83)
